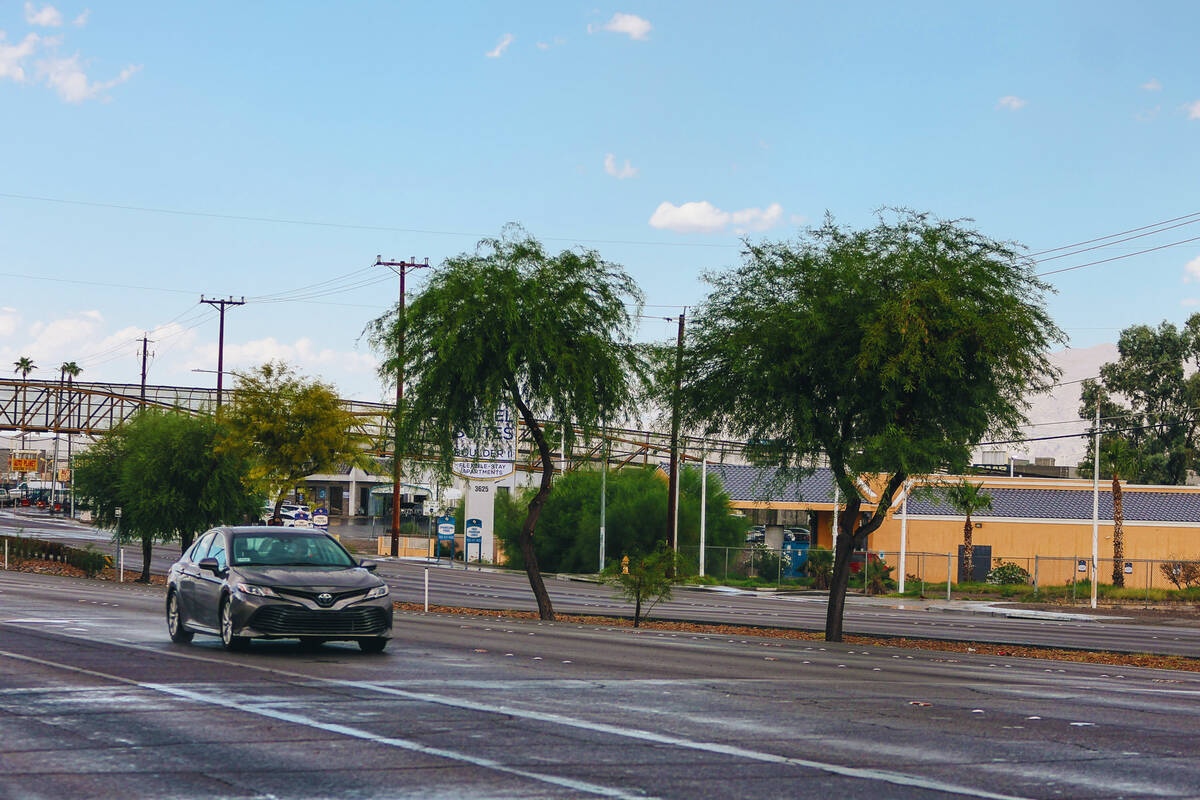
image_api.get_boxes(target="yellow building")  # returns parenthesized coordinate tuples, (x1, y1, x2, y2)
(709, 464, 1200, 589)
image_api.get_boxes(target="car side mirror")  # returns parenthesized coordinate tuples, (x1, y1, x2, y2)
(359, 560, 377, 572)
(198, 557, 223, 575)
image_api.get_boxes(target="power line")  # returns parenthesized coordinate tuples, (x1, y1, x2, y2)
(0, 191, 739, 249)
(1032, 216, 1200, 264)
(1036, 233, 1200, 278)
(1027, 210, 1200, 257)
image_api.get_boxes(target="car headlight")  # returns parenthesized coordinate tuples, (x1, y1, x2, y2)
(364, 584, 389, 600)
(236, 583, 279, 598)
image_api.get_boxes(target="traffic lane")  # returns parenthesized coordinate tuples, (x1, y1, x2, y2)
(378, 561, 1200, 657)
(7, 514, 1200, 658)
(3, 571, 1200, 799)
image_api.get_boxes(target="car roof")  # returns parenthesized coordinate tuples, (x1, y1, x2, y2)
(222, 525, 329, 536)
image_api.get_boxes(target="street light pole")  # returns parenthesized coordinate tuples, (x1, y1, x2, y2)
(1091, 402, 1100, 609)
(376, 256, 431, 557)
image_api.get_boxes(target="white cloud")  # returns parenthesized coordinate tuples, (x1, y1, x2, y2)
(537, 41, 550, 50)
(603, 153, 638, 179)
(37, 55, 140, 103)
(486, 33, 514, 58)
(588, 13, 652, 41)
(730, 203, 783, 233)
(790, 213, 808, 226)
(24, 3, 62, 27)
(0, 32, 40, 82)
(996, 95, 1027, 111)
(1183, 100, 1200, 120)
(73, 9, 89, 27)
(1141, 78, 1162, 91)
(1184, 255, 1200, 282)
(649, 200, 785, 234)
(0, 308, 20, 338)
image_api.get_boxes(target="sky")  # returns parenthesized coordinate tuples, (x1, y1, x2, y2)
(3, 1, 1200, 438)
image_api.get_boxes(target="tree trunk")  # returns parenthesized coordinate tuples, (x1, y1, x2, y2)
(139, 534, 152, 583)
(511, 389, 556, 621)
(962, 516, 973, 582)
(634, 592, 642, 628)
(824, 491, 865, 643)
(1111, 473, 1125, 587)
(824, 524, 854, 642)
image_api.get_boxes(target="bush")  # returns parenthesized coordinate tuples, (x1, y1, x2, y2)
(806, 547, 833, 589)
(1, 534, 111, 577)
(862, 558, 894, 595)
(986, 562, 1031, 585)
(1159, 559, 1200, 589)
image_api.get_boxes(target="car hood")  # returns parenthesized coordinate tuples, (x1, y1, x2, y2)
(232, 566, 381, 591)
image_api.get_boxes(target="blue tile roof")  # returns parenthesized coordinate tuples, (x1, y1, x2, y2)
(705, 463, 1200, 523)
(705, 463, 837, 504)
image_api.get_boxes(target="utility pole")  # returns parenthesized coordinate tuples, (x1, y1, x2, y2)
(666, 310, 685, 552)
(1091, 401, 1100, 610)
(139, 334, 154, 403)
(200, 296, 244, 409)
(375, 256, 431, 557)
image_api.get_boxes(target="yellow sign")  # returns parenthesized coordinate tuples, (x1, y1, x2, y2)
(10, 453, 38, 472)
(58, 468, 71, 482)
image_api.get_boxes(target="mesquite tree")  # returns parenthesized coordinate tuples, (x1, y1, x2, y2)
(683, 211, 1062, 641)
(367, 226, 645, 620)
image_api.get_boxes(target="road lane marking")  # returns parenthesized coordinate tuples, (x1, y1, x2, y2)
(338, 681, 1035, 800)
(0, 624, 1037, 800)
(0, 647, 652, 800)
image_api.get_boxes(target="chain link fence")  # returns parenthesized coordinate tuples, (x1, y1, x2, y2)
(674, 544, 1200, 599)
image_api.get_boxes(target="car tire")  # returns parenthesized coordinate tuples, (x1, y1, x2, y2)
(166, 590, 193, 644)
(358, 637, 388, 654)
(220, 596, 250, 651)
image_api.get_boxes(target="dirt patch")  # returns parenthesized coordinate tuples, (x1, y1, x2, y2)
(395, 602, 1200, 674)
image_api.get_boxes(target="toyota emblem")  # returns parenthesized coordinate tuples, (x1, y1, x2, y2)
(317, 592, 333, 607)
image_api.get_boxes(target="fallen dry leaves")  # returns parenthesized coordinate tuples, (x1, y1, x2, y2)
(395, 602, 1200, 673)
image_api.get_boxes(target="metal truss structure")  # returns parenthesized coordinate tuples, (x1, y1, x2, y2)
(0, 379, 747, 473)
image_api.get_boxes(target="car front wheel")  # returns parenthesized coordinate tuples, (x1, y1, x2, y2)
(220, 596, 250, 651)
(166, 590, 193, 644)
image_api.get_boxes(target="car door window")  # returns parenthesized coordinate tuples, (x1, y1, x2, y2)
(190, 532, 215, 565)
(206, 533, 228, 571)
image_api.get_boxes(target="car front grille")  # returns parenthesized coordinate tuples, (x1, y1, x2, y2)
(275, 588, 367, 606)
(248, 606, 390, 636)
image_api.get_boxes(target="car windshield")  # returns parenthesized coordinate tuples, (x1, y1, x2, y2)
(230, 532, 356, 568)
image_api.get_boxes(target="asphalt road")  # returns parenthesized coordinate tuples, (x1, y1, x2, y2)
(1, 569, 1199, 799)
(5, 509, 1200, 658)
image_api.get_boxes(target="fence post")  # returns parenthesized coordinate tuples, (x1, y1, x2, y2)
(920, 552, 925, 597)
(946, 552, 952, 601)
(119, 547, 124, 583)
(1072, 553, 1077, 604)
(1034, 555, 1039, 596)
(1146, 560, 1151, 604)
(777, 545, 782, 588)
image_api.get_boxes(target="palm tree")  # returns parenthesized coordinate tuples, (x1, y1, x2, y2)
(13, 357, 36, 379)
(1111, 470, 1125, 587)
(62, 361, 83, 516)
(945, 479, 993, 583)
(12, 357, 36, 449)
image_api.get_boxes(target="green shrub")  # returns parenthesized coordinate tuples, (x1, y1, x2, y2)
(806, 547, 833, 589)
(986, 562, 1031, 585)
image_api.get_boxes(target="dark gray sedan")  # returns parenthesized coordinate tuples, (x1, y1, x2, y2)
(166, 526, 393, 652)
